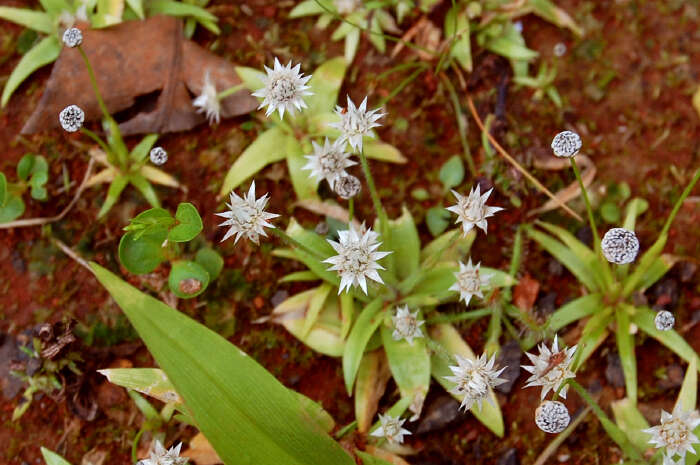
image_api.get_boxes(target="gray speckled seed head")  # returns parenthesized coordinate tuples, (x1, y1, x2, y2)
(654, 310, 675, 331)
(551, 131, 582, 158)
(62, 27, 83, 48)
(149, 147, 168, 166)
(601, 228, 639, 264)
(59, 105, 85, 133)
(334, 174, 361, 199)
(535, 400, 570, 434)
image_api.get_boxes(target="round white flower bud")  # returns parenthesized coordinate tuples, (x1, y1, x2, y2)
(654, 310, 675, 331)
(334, 174, 361, 199)
(535, 400, 570, 434)
(551, 131, 582, 158)
(601, 228, 639, 264)
(62, 27, 83, 48)
(59, 105, 85, 132)
(149, 147, 168, 166)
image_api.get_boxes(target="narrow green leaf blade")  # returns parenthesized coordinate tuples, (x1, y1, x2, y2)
(386, 206, 420, 281)
(380, 324, 430, 406)
(611, 398, 650, 452)
(2, 35, 60, 107)
(305, 57, 347, 116)
(632, 306, 700, 370)
(615, 308, 637, 403)
(0, 7, 53, 33)
(548, 294, 602, 332)
(40, 448, 73, 465)
(97, 174, 129, 218)
(343, 298, 385, 394)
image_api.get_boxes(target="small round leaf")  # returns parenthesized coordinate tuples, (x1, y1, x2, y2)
(168, 203, 203, 243)
(118, 230, 167, 274)
(0, 194, 25, 223)
(426, 206, 451, 237)
(439, 155, 465, 190)
(195, 248, 224, 280)
(168, 260, 210, 299)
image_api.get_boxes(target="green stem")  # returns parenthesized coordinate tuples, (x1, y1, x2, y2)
(426, 308, 491, 325)
(271, 227, 326, 260)
(217, 83, 246, 100)
(131, 428, 145, 463)
(378, 65, 427, 107)
(441, 73, 475, 175)
(80, 128, 112, 162)
(358, 148, 389, 234)
(348, 197, 354, 222)
(661, 167, 700, 237)
(77, 46, 110, 120)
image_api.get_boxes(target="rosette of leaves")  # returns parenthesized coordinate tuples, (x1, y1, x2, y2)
(118, 202, 224, 299)
(289, 0, 401, 63)
(269, 209, 517, 436)
(0, 154, 49, 223)
(0, 0, 217, 106)
(528, 175, 700, 405)
(221, 57, 405, 201)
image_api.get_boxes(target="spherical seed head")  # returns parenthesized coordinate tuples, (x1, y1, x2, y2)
(535, 401, 570, 434)
(551, 130, 582, 158)
(601, 228, 640, 264)
(62, 27, 83, 48)
(59, 104, 84, 132)
(149, 147, 168, 166)
(334, 174, 361, 199)
(655, 310, 675, 331)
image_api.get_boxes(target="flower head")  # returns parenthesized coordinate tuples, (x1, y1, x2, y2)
(522, 335, 577, 399)
(444, 353, 507, 411)
(601, 227, 639, 265)
(62, 27, 82, 47)
(59, 104, 84, 132)
(551, 130, 582, 158)
(391, 305, 424, 345)
(138, 440, 188, 465)
(149, 147, 168, 166)
(535, 400, 570, 433)
(655, 310, 675, 331)
(329, 96, 385, 152)
(323, 223, 391, 294)
(252, 57, 312, 119)
(215, 181, 279, 244)
(334, 174, 361, 199)
(446, 185, 503, 236)
(302, 138, 356, 189)
(449, 258, 490, 306)
(643, 404, 700, 462)
(193, 70, 221, 125)
(370, 413, 411, 445)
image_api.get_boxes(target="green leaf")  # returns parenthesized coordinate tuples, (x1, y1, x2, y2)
(118, 230, 167, 274)
(527, 0, 583, 36)
(286, 134, 319, 200)
(356, 450, 393, 465)
(99, 367, 183, 404)
(615, 308, 637, 403)
(343, 298, 386, 394)
(195, 248, 224, 280)
(426, 206, 450, 237)
(168, 260, 210, 299)
(0, 193, 25, 223)
(354, 350, 389, 433)
(439, 155, 465, 190)
(235, 66, 266, 92)
(146, 0, 217, 23)
(572, 309, 612, 372)
(2, 35, 61, 107)
(129, 173, 161, 209)
(367, 14, 385, 52)
(381, 323, 430, 404)
(548, 294, 601, 332)
(611, 398, 650, 452)
(386, 206, 420, 281)
(279, 271, 319, 283)
(97, 174, 129, 219)
(123, 207, 173, 239)
(168, 203, 203, 242)
(18, 154, 49, 200)
(362, 140, 407, 163)
(220, 127, 288, 196)
(0, 173, 6, 206)
(289, 0, 330, 17)
(125, 0, 144, 18)
(129, 134, 158, 163)
(90, 263, 355, 465)
(344, 27, 360, 63)
(0, 7, 53, 33)
(445, 6, 472, 71)
(428, 323, 504, 436)
(632, 306, 700, 370)
(636, 254, 679, 291)
(484, 35, 538, 61)
(420, 229, 475, 264)
(622, 198, 649, 231)
(675, 358, 697, 412)
(302, 283, 333, 338)
(40, 448, 73, 465)
(305, 57, 347, 117)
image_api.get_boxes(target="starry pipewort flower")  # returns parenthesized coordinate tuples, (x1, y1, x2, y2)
(551, 130, 582, 158)
(535, 400, 570, 433)
(59, 104, 85, 132)
(444, 353, 507, 411)
(370, 413, 411, 445)
(323, 223, 391, 294)
(655, 310, 675, 331)
(251, 57, 312, 119)
(62, 27, 82, 48)
(149, 147, 168, 166)
(334, 174, 361, 199)
(193, 70, 221, 125)
(522, 335, 577, 400)
(329, 96, 385, 152)
(391, 305, 424, 345)
(643, 404, 700, 464)
(137, 440, 188, 465)
(446, 185, 503, 236)
(601, 227, 639, 264)
(449, 258, 490, 306)
(215, 181, 279, 244)
(302, 138, 356, 190)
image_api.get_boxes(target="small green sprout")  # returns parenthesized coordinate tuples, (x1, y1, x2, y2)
(0, 154, 50, 223)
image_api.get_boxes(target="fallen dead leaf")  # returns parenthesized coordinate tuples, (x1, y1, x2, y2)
(512, 274, 540, 312)
(81, 448, 108, 465)
(183, 433, 223, 465)
(22, 16, 257, 135)
(530, 154, 596, 217)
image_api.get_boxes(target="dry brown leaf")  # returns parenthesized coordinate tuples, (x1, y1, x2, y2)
(530, 154, 596, 217)
(22, 16, 257, 135)
(513, 275, 540, 312)
(81, 448, 108, 465)
(364, 445, 413, 465)
(356, 349, 391, 433)
(183, 433, 223, 465)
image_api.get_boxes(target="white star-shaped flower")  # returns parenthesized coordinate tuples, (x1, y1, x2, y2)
(329, 96, 385, 152)
(251, 57, 312, 119)
(193, 70, 221, 125)
(302, 137, 356, 190)
(138, 440, 188, 465)
(391, 305, 425, 345)
(216, 181, 279, 244)
(522, 335, 577, 400)
(444, 353, 507, 411)
(370, 413, 411, 445)
(323, 223, 391, 294)
(644, 404, 700, 463)
(446, 185, 503, 236)
(449, 258, 490, 306)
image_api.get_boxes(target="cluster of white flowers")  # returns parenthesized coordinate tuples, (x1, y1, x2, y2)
(444, 353, 507, 411)
(446, 185, 503, 237)
(450, 258, 490, 306)
(302, 138, 356, 190)
(137, 440, 188, 465)
(193, 71, 221, 125)
(216, 181, 279, 244)
(391, 305, 424, 345)
(252, 57, 312, 118)
(644, 404, 700, 465)
(370, 413, 411, 444)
